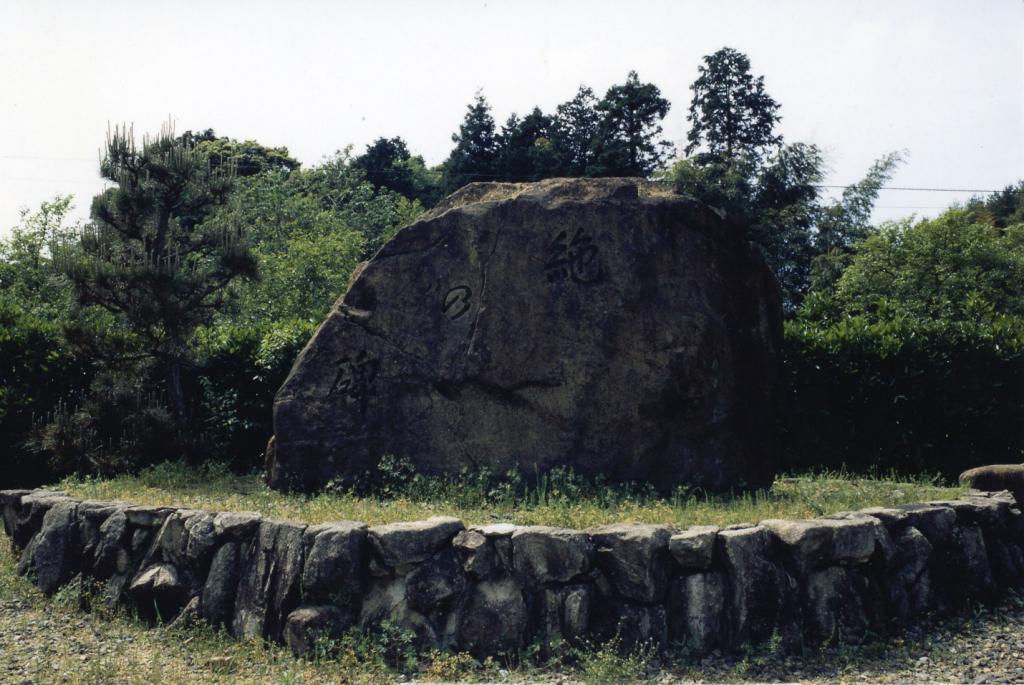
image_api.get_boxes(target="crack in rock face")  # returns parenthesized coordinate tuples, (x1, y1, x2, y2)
(267, 177, 783, 492)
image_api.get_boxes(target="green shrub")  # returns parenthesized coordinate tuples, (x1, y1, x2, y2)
(193, 319, 315, 470)
(573, 636, 656, 685)
(0, 298, 92, 486)
(783, 314, 1024, 476)
(30, 368, 190, 478)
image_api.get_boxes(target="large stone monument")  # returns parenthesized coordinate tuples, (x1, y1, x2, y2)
(266, 178, 783, 492)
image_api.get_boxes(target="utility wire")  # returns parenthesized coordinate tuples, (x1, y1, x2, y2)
(0, 155, 97, 163)
(0, 172, 1006, 195)
(0, 155, 1008, 194)
(811, 185, 1002, 193)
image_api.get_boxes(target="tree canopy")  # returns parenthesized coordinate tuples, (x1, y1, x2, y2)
(809, 209, 1024, 324)
(686, 47, 782, 162)
(442, 92, 500, 193)
(551, 86, 601, 176)
(440, 74, 674, 192)
(495, 108, 560, 182)
(589, 71, 674, 177)
(180, 129, 301, 177)
(668, 47, 902, 313)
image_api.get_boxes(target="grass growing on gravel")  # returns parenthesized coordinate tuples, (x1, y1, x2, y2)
(56, 458, 967, 528)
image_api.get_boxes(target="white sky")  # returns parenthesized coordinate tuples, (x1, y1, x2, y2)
(1, 0, 1021, 235)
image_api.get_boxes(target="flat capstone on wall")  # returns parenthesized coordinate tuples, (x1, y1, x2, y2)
(2, 488, 1024, 659)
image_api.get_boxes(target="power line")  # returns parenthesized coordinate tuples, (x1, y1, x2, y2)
(0, 155, 1008, 195)
(2, 176, 104, 184)
(0, 172, 1006, 195)
(0, 155, 97, 163)
(812, 184, 1001, 193)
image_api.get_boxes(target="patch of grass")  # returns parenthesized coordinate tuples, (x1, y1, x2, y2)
(420, 650, 486, 682)
(574, 636, 656, 684)
(56, 459, 967, 528)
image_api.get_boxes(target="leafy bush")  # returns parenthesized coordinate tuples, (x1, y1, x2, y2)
(29, 368, 188, 478)
(784, 309, 1024, 476)
(573, 636, 656, 685)
(0, 299, 92, 486)
(783, 208, 1024, 476)
(193, 319, 315, 470)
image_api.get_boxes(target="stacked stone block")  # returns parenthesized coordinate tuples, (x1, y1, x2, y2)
(2, 488, 1023, 658)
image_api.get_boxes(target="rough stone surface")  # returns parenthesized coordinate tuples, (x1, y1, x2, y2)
(367, 517, 463, 568)
(167, 595, 201, 630)
(13, 491, 69, 548)
(895, 504, 957, 547)
(939, 495, 1011, 529)
(535, 584, 591, 645)
(455, 578, 527, 656)
(859, 505, 910, 530)
(92, 509, 128, 579)
(589, 523, 675, 603)
(511, 526, 593, 588)
(124, 505, 173, 529)
(668, 526, 719, 571)
(4, 487, 1024, 662)
(960, 464, 1024, 503)
(941, 523, 997, 603)
(201, 542, 239, 628)
(284, 605, 354, 656)
(232, 521, 307, 640)
(668, 571, 726, 653)
(452, 529, 496, 578)
(301, 522, 368, 606)
(763, 516, 879, 571)
(594, 599, 668, 648)
(212, 511, 262, 540)
(882, 525, 934, 623)
(9, 574, 1024, 685)
(267, 177, 783, 492)
(718, 525, 799, 647)
(184, 512, 218, 568)
(75, 501, 121, 566)
(151, 511, 192, 568)
(405, 549, 467, 614)
(27, 501, 78, 595)
(0, 489, 29, 540)
(803, 566, 869, 644)
(359, 576, 438, 647)
(129, 563, 186, 621)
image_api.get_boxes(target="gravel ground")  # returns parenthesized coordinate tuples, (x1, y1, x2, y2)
(664, 598, 1024, 684)
(2, 589, 1024, 684)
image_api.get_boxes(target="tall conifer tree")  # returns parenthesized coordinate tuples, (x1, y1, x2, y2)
(62, 123, 257, 424)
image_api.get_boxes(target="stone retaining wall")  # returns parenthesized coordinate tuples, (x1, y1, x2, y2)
(3, 489, 1023, 658)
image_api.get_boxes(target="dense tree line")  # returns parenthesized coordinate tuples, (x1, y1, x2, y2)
(354, 70, 674, 197)
(1, 48, 1021, 486)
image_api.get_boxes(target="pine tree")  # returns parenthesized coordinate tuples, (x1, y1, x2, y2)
(61, 123, 257, 425)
